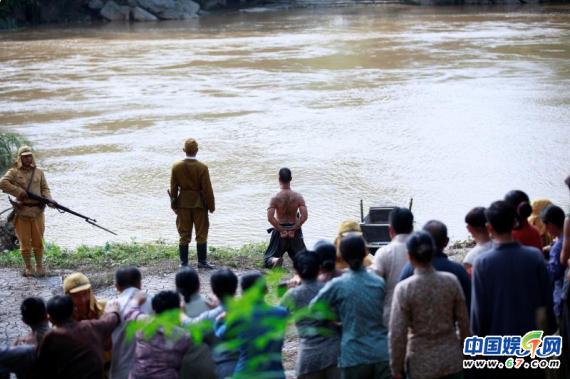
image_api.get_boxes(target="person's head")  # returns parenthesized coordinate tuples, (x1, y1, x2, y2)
(210, 268, 238, 303)
(293, 250, 320, 281)
(565, 175, 570, 193)
(278, 168, 292, 185)
(183, 138, 198, 157)
(388, 207, 414, 237)
(151, 291, 181, 315)
(485, 200, 516, 237)
(46, 295, 74, 326)
(63, 272, 93, 315)
(16, 146, 35, 169)
(504, 190, 532, 227)
(540, 204, 565, 238)
(314, 240, 336, 273)
(465, 207, 488, 237)
(175, 267, 200, 303)
(422, 220, 449, 251)
(20, 297, 47, 328)
(339, 233, 367, 271)
(240, 271, 266, 295)
(115, 267, 142, 292)
(406, 231, 436, 267)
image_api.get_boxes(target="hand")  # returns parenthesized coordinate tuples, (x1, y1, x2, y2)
(216, 311, 226, 322)
(105, 300, 120, 314)
(205, 295, 220, 309)
(17, 192, 28, 201)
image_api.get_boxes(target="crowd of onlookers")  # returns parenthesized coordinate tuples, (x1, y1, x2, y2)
(0, 174, 569, 379)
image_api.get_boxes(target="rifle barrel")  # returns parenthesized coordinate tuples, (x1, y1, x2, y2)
(27, 191, 117, 236)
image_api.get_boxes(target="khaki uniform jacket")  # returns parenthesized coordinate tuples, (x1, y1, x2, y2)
(170, 159, 215, 212)
(0, 166, 51, 218)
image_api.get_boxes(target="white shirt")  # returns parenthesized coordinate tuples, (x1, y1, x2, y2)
(463, 241, 493, 266)
(371, 234, 409, 328)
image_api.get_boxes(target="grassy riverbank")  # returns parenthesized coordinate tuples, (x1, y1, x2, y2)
(0, 241, 267, 272)
(0, 239, 472, 271)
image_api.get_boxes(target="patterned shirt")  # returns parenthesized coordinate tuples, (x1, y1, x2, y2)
(311, 268, 389, 368)
(390, 267, 469, 379)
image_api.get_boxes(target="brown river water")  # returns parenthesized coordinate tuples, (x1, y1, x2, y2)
(1, 5, 569, 249)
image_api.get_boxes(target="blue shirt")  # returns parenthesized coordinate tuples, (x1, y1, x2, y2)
(399, 250, 471, 309)
(471, 242, 553, 336)
(547, 237, 565, 317)
(215, 303, 288, 378)
(311, 268, 389, 368)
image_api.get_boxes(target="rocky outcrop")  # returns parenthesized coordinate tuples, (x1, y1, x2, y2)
(134, 0, 200, 19)
(100, 1, 131, 20)
(97, 0, 199, 21)
(132, 6, 159, 20)
(88, 0, 106, 10)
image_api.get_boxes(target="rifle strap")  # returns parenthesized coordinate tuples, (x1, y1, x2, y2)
(26, 168, 36, 193)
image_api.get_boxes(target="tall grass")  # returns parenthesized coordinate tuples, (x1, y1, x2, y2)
(0, 133, 29, 175)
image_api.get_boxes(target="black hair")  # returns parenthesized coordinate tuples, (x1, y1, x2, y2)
(565, 175, 570, 192)
(151, 291, 180, 315)
(389, 207, 414, 235)
(541, 205, 565, 230)
(485, 200, 516, 234)
(278, 168, 292, 183)
(115, 267, 141, 289)
(406, 231, 436, 264)
(504, 190, 533, 224)
(314, 240, 336, 272)
(293, 251, 320, 280)
(128, 267, 142, 287)
(210, 268, 238, 302)
(115, 267, 130, 288)
(175, 267, 200, 303)
(47, 295, 74, 324)
(339, 234, 367, 271)
(422, 220, 448, 250)
(21, 297, 47, 326)
(465, 207, 487, 229)
(240, 271, 264, 293)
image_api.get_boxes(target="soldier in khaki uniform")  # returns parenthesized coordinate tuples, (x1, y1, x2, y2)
(170, 139, 215, 269)
(0, 146, 55, 276)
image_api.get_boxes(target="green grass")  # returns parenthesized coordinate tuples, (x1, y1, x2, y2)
(0, 132, 30, 175)
(0, 241, 267, 271)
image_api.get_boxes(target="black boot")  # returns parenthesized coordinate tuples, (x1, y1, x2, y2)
(179, 244, 189, 267)
(197, 243, 214, 269)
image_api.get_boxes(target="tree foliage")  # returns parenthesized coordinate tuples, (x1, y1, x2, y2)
(0, 132, 29, 175)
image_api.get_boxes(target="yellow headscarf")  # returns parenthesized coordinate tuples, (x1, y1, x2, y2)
(334, 220, 373, 269)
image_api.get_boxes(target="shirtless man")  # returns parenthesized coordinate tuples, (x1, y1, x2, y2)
(264, 168, 308, 268)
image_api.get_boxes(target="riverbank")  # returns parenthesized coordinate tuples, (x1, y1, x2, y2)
(0, 239, 471, 287)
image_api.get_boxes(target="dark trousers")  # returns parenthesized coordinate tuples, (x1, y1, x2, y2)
(341, 361, 391, 379)
(263, 227, 306, 268)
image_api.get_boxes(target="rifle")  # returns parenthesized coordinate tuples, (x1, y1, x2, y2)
(26, 192, 118, 236)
